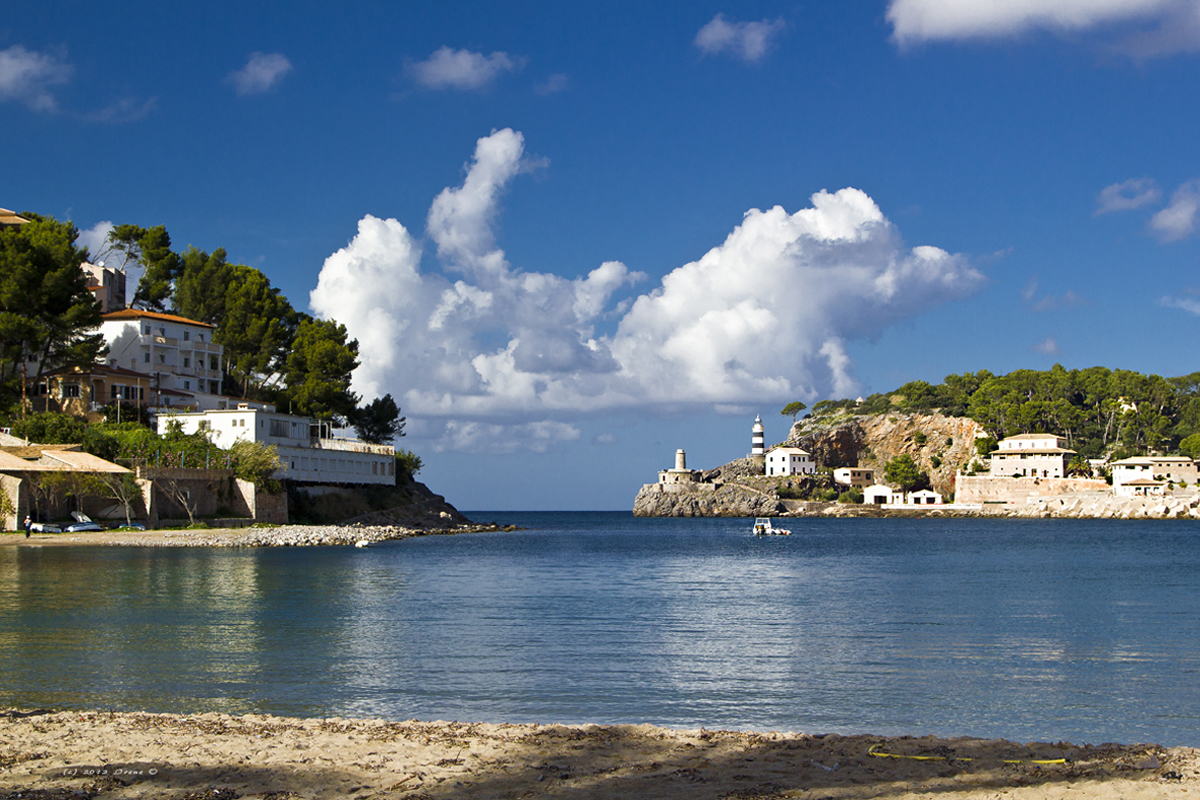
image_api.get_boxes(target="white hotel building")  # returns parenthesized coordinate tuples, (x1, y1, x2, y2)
(157, 407, 396, 486)
(100, 309, 227, 410)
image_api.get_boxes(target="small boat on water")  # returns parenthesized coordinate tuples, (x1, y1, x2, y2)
(752, 517, 791, 536)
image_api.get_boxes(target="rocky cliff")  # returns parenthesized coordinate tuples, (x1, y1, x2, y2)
(785, 411, 986, 496)
(633, 482, 785, 517)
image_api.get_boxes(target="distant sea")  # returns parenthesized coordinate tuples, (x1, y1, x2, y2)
(2, 513, 1198, 746)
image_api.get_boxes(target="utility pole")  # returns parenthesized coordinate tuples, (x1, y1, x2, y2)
(20, 349, 28, 430)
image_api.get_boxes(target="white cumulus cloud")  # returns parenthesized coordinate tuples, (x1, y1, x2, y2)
(0, 45, 72, 111)
(1161, 292, 1200, 315)
(1031, 336, 1061, 356)
(310, 129, 984, 453)
(76, 221, 114, 261)
(695, 14, 786, 62)
(888, 0, 1200, 55)
(229, 52, 293, 95)
(1095, 177, 1162, 214)
(408, 47, 523, 90)
(1150, 180, 1200, 241)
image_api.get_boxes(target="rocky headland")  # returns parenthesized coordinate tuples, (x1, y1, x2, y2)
(633, 410, 1200, 520)
(635, 411, 983, 517)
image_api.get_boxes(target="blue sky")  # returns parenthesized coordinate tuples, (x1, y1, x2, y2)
(4, 1, 1200, 510)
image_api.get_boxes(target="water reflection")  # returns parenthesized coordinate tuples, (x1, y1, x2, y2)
(2, 516, 1199, 746)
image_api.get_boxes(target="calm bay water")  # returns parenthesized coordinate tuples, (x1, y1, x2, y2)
(1, 513, 1198, 745)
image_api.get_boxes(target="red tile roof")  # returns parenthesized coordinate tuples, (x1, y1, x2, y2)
(103, 309, 216, 329)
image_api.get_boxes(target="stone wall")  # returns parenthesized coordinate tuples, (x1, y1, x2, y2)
(956, 474, 1110, 505)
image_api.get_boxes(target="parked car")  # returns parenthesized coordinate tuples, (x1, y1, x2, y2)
(65, 521, 102, 532)
(29, 522, 62, 533)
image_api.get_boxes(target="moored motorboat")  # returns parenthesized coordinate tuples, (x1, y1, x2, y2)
(752, 517, 791, 536)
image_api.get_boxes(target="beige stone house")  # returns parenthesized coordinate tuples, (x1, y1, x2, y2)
(1111, 455, 1198, 498)
(987, 433, 1076, 479)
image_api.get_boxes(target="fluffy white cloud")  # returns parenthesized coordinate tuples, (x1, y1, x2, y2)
(408, 47, 523, 90)
(694, 14, 786, 62)
(1150, 180, 1200, 241)
(310, 129, 983, 453)
(0, 45, 72, 111)
(229, 53, 293, 95)
(888, 0, 1200, 55)
(1095, 178, 1162, 214)
(76, 221, 114, 261)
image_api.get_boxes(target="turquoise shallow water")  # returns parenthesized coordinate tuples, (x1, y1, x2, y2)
(2, 513, 1198, 745)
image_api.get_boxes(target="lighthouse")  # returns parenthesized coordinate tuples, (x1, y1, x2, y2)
(751, 415, 767, 474)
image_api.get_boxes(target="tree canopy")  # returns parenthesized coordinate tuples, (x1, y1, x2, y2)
(807, 364, 1200, 459)
(0, 214, 106, 403)
(884, 455, 929, 492)
(352, 394, 406, 444)
(127, 226, 361, 416)
(781, 401, 807, 422)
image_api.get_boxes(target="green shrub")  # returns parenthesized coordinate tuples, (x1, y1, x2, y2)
(838, 488, 864, 504)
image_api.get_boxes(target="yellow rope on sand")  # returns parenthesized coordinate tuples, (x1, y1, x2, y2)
(867, 744, 1067, 765)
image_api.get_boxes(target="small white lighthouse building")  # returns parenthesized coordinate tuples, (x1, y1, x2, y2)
(657, 448, 701, 489)
(752, 415, 765, 456)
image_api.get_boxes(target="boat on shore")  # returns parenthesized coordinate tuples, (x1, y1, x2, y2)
(752, 517, 791, 536)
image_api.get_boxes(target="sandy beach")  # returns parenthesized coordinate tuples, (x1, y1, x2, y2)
(0, 709, 1195, 800)
(3, 528, 273, 547)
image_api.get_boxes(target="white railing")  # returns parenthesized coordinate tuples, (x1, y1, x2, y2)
(311, 438, 395, 455)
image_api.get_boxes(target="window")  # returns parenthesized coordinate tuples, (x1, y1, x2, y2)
(270, 419, 289, 437)
(183, 331, 190, 341)
(184, 381, 190, 390)
(158, 354, 165, 363)
(143, 325, 151, 335)
(62, 383, 81, 398)
(199, 333, 204, 342)
(210, 356, 218, 370)
(183, 357, 190, 368)
(198, 420, 211, 431)
(144, 352, 150, 363)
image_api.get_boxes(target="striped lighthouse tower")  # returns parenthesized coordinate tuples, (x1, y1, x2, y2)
(752, 415, 765, 456)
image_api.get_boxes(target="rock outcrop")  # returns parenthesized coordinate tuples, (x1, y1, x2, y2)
(786, 411, 986, 496)
(633, 482, 784, 517)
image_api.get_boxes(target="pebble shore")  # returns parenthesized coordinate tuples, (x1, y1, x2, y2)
(118, 521, 514, 547)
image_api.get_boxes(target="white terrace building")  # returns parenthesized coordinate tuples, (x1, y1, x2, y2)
(158, 407, 396, 486)
(100, 310, 227, 411)
(988, 433, 1076, 479)
(1111, 455, 1199, 498)
(765, 446, 816, 477)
